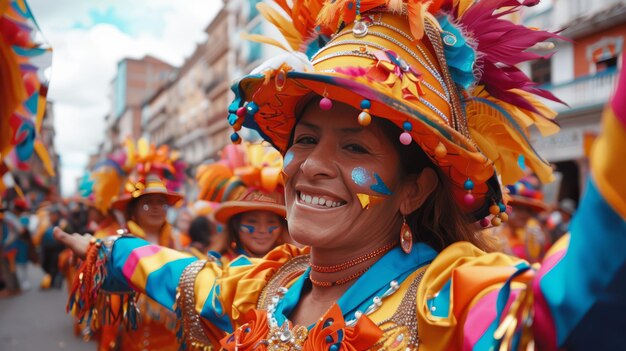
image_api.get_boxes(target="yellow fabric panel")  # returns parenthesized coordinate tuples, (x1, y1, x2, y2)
(590, 110, 626, 219)
(129, 248, 191, 290)
(416, 241, 529, 350)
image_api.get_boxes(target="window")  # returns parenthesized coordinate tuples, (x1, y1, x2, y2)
(588, 36, 623, 74)
(531, 58, 552, 85)
(596, 56, 618, 73)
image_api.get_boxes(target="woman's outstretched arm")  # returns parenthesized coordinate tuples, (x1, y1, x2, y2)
(54, 228, 307, 345)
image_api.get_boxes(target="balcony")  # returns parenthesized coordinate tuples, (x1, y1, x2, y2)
(541, 68, 618, 113)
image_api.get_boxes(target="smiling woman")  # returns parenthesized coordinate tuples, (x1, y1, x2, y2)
(54, 0, 626, 350)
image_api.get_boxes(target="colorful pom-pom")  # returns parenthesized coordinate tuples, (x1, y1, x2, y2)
(358, 111, 372, 126)
(233, 122, 243, 131)
(463, 193, 475, 206)
(402, 121, 413, 132)
(236, 107, 246, 118)
(230, 132, 241, 144)
(245, 102, 259, 116)
(360, 99, 371, 109)
(491, 217, 502, 226)
(499, 212, 509, 222)
(399, 132, 412, 145)
(498, 202, 506, 213)
(319, 97, 333, 111)
(479, 218, 490, 227)
(464, 179, 474, 191)
(434, 142, 447, 158)
(489, 204, 500, 216)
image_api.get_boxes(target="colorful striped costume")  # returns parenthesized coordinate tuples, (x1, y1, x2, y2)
(84, 71, 626, 350)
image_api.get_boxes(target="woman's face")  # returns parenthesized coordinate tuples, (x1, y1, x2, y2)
(133, 194, 168, 230)
(284, 100, 409, 249)
(237, 210, 284, 256)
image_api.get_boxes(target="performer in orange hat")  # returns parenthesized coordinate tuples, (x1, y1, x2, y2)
(196, 143, 288, 262)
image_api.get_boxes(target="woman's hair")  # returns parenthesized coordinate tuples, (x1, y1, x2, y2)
(126, 198, 139, 220)
(378, 118, 493, 252)
(188, 216, 213, 246)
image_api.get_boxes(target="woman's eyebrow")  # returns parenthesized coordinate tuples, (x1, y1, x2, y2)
(296, 121, 320, 131)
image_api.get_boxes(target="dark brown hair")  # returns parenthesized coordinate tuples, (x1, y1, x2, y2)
(378, 118, 492, 252)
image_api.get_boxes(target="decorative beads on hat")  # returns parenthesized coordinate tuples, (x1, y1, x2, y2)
(230, 101, 261, 145)
(352, 0, 368, 38)
(400, 121, 413, 145)
(463, 178, 475, 206)
(319, 95, 333, 110)
(479, 201, 509, 228)
(358, 99, 372, 126)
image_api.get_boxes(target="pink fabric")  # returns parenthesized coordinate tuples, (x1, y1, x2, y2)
(531, 248, 567, 351)
(121, 245, 162, 281)
(462, 289, 520, 351)
(611, 65, 626, 127)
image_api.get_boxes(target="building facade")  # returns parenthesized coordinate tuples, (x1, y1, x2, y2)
(142, 0, 283, 173)
(104, 55, 175, 155)
(522, 0, 625, 205)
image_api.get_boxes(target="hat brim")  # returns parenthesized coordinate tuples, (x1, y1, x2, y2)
(213, 201, 286, 224)
(234, 71, 500, 218)
(111, 190, 183, 212)
(509, 195, 548, 213)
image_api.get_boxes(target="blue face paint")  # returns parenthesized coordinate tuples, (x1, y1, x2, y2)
(239, 224, 280, 235)
(283, 151, 294, 168)
(351, 167, 372, 186)
(370, 173, 393, 196)
(240, 224, 256, 234)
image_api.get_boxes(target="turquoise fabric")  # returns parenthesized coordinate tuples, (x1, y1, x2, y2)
(274, 243, 437, 328)
(540, 179, 626, 346)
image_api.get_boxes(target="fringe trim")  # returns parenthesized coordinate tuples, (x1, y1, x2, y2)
(67, 239, 140, 337)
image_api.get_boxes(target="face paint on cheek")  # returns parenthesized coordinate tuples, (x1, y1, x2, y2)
(351, 167, 372, 187)
(370, 173, 393, 196)
(283, 151, 294, 168)
(352, 167, 391, 209)
(356, 193, 386, 209)
(268, 226, 279, 234)
(240, 224, 256, 234)
(282, 151, 296, 183)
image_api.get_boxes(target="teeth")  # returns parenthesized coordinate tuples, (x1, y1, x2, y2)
(299, 192, 344, 208)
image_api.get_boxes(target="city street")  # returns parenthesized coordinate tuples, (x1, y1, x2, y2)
(0, 265, 92, 351)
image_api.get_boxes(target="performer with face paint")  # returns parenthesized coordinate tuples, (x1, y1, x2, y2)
(215, 191, 287, 260)
(55, 1, 626, 350)
(195, 143, 288, 261)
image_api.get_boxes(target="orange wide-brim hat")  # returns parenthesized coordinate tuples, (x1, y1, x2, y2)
(508, 195, 549, 213)
(112, 175, 183, 212)
(213, 189, 286, 224)
(227, 6, 560, 221)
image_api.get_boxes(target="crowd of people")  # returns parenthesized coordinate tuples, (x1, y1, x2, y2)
(3, 0, 626, 350)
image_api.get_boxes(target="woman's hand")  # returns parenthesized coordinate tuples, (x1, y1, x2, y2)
(53, 227, 93, 260)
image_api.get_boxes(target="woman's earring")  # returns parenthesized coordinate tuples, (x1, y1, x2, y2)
(400, 215, 413, 254)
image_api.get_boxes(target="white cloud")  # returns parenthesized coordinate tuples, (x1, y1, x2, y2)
(26, 0, 222, 196)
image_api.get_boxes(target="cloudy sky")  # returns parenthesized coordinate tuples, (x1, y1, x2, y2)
(27, 0, 222, 196)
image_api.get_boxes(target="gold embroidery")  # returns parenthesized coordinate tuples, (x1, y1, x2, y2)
(175, 260, 213, 351)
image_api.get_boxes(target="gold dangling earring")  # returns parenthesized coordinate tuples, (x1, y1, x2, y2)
(400, 215, 413, 254)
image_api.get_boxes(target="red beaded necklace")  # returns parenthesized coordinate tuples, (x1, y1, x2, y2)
(309, 241, 397, 273)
